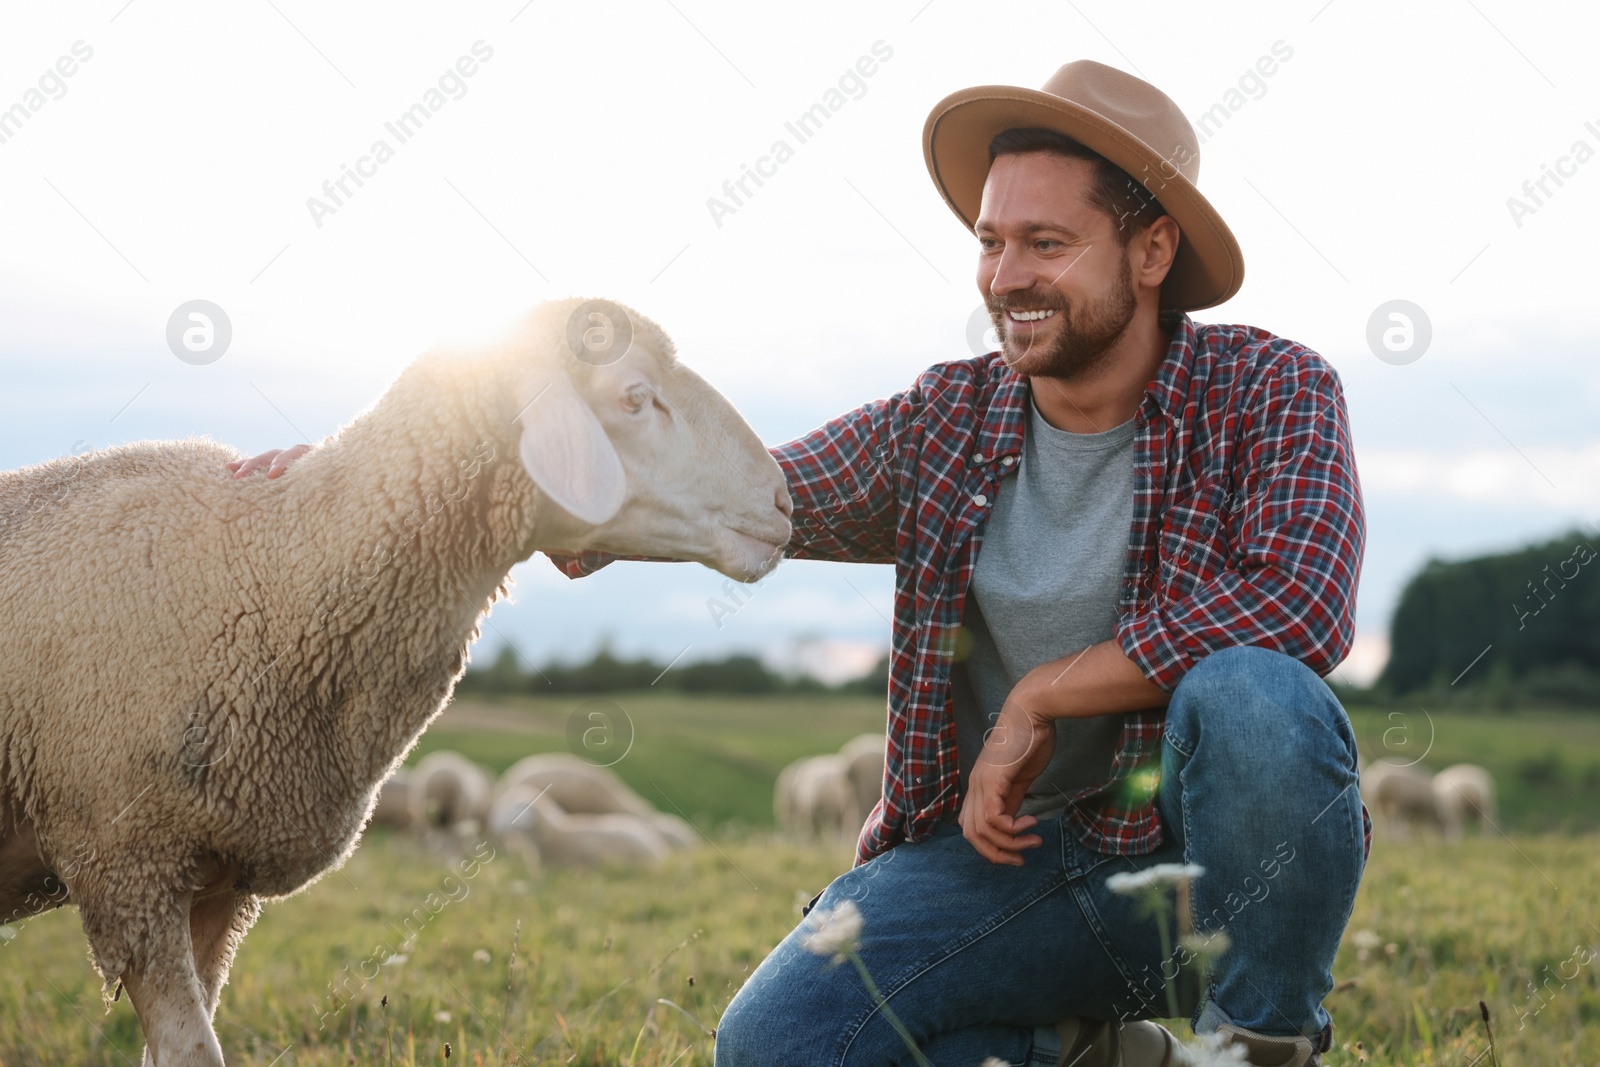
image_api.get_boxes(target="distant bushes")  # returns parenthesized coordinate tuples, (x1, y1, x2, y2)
(1378, 528, 1600, 705)
(458, 644, 890, 697)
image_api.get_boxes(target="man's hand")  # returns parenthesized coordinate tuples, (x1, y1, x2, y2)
(959, 678, 1056, 866)
(959, 641, 1170, 865)
(227, 444, 311, 479)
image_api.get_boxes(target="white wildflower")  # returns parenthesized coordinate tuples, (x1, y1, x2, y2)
(434, 1010, 452, 1023)
(472, 948, 492, 964)
(1105, 863, 1206, 895)
(801, 899, 864, 962)
(1184, 1031, 1251, 1064)
(1180, 930, 1232, 958)
(1351, 929, 1382, 951)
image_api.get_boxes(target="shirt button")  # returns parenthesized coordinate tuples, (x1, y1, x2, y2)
(974, 493, 988, 507)
(974, 452, 985, 463)
(1001, 456, 1016, 466)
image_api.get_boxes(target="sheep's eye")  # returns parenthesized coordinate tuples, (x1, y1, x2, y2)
(622, 382, 652, 414)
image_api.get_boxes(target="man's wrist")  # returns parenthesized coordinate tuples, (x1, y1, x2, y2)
(1016, 641, 1169, 721)
(1015, 658, 1084, 721)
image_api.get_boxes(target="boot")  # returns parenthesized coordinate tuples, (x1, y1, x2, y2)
(1212, 1022, 1321, 1066)
(1054, 1018, 1198, 1066)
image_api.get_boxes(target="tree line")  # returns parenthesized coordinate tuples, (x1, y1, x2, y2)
(458, 643, 891, 697)
(1378, 527, 1600, 706)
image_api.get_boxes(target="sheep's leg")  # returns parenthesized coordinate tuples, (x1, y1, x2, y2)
(117, 904, 226, 1067)
(189, 887, 261, 1023)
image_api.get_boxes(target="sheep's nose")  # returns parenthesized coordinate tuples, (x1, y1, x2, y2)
(774, 486, 793, 520)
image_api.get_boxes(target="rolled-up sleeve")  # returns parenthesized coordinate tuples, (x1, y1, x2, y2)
(774, 390, 918, 566)
(1116, 366, 1365, 690)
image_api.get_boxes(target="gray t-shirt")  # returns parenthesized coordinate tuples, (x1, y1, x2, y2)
(952, 396, 1136, 819)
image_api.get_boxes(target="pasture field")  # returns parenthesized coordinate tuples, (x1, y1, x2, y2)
(2, 694, 1598, 1064)
(418, 692, 1600, 833)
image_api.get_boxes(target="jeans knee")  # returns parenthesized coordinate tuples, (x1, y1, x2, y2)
(714, 989, 771, 1067)
(715, 956, 826, 1067)
(1167, 647, 1345, 767)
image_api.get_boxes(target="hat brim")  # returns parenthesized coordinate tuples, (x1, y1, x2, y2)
(924, 86, 1244, 312)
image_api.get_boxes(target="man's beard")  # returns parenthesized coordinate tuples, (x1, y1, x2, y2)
(987, 253, 1137, 380)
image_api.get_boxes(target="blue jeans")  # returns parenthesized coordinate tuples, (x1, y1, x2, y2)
(714, 647, 1366, 1066)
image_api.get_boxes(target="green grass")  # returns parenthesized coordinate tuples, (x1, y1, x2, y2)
(3, 831, 1597, 1065)
(408, 691, 888, 829)
(5, 697, 1600, 1064)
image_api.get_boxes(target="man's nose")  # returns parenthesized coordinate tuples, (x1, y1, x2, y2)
(986, 245, 1036, 297)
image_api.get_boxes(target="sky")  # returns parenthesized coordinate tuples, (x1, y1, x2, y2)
(1, 0, 1596, 686)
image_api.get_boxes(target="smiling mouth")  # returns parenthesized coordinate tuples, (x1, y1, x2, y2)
(1007, 309, 1057, 323)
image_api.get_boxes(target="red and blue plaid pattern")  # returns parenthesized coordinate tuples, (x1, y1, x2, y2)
(557, 313, 1367, 866)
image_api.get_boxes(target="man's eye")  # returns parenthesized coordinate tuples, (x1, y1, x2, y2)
(1035, 239, 1059, 251)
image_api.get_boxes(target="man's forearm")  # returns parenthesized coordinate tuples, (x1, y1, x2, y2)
(1013, 639, 1170, 720)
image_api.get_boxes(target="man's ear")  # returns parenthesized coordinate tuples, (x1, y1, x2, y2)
(1139, 214, 1182, 290)
(516, 367, 626, 526)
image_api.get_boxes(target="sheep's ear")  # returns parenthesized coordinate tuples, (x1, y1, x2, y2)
(516, 369, 626, 526)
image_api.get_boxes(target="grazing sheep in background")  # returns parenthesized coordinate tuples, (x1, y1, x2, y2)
(838, 733, 886, 821)
(409, 751, 494, 835)
(1432, 763, 1496, 840)
(1360, 761, 1441, 838)
(0, 297, 790, 1066)
(491, 783, 670, 868)
(775, 754, 861, 845)
(496, 752, 697, 848)
(367, 768, 415, 831)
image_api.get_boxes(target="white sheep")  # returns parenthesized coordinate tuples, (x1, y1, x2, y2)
(1359, 761, 1441, 838)
(409, 751, 494, 836)
(491, 782, 670, 867)
(775, 754, 861, 845)
(367, 767, 415, 832)
(1432, 763, 1496, 840)
(838, 732, 886, 821)
(496, 752, 696, 848)
(0, 297, 790, 1066)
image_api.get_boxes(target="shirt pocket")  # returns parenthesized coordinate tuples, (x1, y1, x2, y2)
(1158, 476, 1231, 600)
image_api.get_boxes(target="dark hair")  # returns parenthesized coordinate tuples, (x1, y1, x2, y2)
(987, 126, 1167, 243)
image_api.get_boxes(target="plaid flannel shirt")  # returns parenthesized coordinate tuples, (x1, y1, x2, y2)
(556, 312, 1367, 866)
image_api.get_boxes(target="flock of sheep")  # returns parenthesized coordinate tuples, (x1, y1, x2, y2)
(381, 737, 896, 863)
(370, 750, 698, 867)
(1359, 760, 1497, 840)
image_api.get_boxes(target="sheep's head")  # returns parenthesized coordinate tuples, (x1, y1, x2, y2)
(508, 298, 791, 582)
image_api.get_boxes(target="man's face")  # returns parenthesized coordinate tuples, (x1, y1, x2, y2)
(975, 151, 1137, 380)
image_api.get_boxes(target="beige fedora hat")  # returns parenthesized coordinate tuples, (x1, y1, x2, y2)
(923, 60, 1243, 311)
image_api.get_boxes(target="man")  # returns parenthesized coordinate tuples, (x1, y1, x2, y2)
(235, 61, 1367, 1067)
